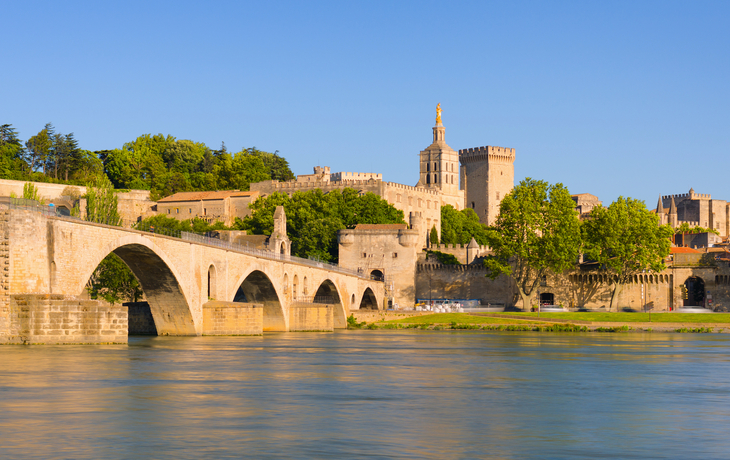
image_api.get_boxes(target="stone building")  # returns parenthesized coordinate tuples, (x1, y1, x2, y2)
(655, 188, 730, 237)
(156, 190, 260, 226)
(251, 105, 516, 243)
(572, 193, 602, 216)
(337, 216, 421, 308)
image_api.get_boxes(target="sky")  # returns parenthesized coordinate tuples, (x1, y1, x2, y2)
(3, 0, 729, 207)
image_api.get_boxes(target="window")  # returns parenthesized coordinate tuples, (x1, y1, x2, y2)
(434, 162, 437, 171)
(167, 209, 170, 214)
(176, 208, 179, 214)
(426, 163, 430, 172)
(189, 208, 192, 213)
(362, 252, 367, 258)
(496, 192, 500, 200)
(471, 202, 475, 208)
(392, 253, 398, 258)
(426, 175, 430, 184)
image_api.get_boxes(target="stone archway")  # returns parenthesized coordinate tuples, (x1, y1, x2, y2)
(81, 242, 196, 336)
(233, 270, 286, 331)
(208, 264, 217, 300)
(313, 279, 346, 329)
(684, 277, 705, 307)
(359, 287, 379, 310)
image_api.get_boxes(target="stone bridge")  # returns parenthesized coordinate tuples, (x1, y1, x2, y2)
(0, 209, 383, 340)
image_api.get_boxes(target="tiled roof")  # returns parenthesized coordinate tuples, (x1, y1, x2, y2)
(158, 190, 257, 203)
(670, 247, 701, 254)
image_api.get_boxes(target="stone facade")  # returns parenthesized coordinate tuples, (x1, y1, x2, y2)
(1, 294, 127, 344)
(202, 300, 263, 336)
(459, 145, 515, 225)
(288, 303, 334, 331)
(656, 188, 730, 237)
(338, 219, 421, 308)
(572, 193, 602, 216)
(156, 190, 260, 226)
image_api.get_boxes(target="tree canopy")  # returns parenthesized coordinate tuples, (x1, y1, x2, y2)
(483, 178, 582, 309)
(440, 205, 490, 245)
(237, 189, 405, 263)
(582, 197, 673, 311)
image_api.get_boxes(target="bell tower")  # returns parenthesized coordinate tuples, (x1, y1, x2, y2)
(419, 104, 463, 209)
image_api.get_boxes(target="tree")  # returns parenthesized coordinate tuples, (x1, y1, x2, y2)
(483, 178, 582, 309)
(675, 222, 719, 236)
(25, 124, 53, 173)
(430, 226, 439, 245)
(237, 189, 405, 262)
(440, 205, 490, 245)
(86, 253, 143, 305)
(245, 148, 295, 181)
(0, 124, 26, 178)
(22, 182, 44, 204)
(582, 197, 673, 311)
(86, 175, 121, 226)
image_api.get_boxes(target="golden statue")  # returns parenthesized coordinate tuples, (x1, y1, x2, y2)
(436, 103, 442, 124)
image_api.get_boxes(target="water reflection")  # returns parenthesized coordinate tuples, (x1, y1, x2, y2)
(1, 332, 730, 459)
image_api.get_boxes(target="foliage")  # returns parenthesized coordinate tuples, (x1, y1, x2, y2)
(674, 222, 720, 236)
(429, 226, 439, 245)
(22, 182, 44, 204)
(440, 205, 490, 245)
(483, 178, 582, 309)
(86, 253, 143, 305)
(426, 250, 460, 265)
(582, 197, 673, 311)
(236, 189, 405, 263)
(134, 214, 230, 235)
(347, 314, 366, 329)
(86, 175, 122, 226)
(245, 148, 295, 181)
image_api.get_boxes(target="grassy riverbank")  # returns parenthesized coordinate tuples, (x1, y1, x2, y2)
(347, 312, 730, 333)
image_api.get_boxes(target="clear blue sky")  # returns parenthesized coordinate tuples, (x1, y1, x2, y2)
(4, 0, 729, 206)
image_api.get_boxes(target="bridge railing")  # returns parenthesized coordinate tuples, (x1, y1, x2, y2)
(179, 232, 369, 279)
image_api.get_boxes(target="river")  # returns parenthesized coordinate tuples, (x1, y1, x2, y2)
(1, 331, 729, 459)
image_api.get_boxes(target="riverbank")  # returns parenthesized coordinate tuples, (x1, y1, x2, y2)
(349, 311, 730, 333)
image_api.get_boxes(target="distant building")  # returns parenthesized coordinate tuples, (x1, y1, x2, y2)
(156, 190, 260, 226)
(572, 193, 602, 216)
(655, 188, 730, 237)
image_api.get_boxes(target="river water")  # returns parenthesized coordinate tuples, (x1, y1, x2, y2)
(1, 331, 730, 459)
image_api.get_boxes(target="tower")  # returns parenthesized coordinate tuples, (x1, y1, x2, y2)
(418, 104, 464, 209)
(459, 144, 516, 226)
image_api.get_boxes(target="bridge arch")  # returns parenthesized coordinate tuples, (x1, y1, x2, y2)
(359, 287, 379, 310)
(232, 269, 286, 332)
(78, 234, 196, 336)
(313, 279, 347, 328)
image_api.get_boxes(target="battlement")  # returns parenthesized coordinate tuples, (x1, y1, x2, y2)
(459, 145, 515, 164)
(662, 192, 711, 201)
(384, 182, 441, 196)
(331, 171, 382, 181)
(266, 178, 382, 190)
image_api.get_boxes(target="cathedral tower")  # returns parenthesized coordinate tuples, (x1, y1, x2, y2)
(418, 104, 464, 210)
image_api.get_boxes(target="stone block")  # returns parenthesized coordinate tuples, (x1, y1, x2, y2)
(202, 301, 263, 336)
(289, 303, 334, 332)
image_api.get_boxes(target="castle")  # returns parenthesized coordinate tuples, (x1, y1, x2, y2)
(655, 188, 730, 236)
(250, 105, 516, 243)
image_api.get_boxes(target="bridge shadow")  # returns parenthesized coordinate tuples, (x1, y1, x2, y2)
(233, 270, 286, 332)
(359, 287, 378, 310)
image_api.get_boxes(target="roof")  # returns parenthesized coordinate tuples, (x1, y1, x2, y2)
(158, 190, 258, 203)
(670, 247, 701, 254)
(354, 224, 408, 230)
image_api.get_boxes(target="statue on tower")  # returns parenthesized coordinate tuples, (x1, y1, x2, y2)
(436, 103, 442, 124)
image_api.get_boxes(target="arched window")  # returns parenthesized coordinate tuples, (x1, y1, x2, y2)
(208, 264, 217, 300)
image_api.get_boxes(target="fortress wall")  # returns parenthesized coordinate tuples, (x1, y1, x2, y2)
(382, 182, 441, 243)
(415, 264, 513, 304)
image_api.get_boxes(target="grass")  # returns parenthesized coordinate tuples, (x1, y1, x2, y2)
(489, 312, 730, 323)
(382, 313, 540, 325)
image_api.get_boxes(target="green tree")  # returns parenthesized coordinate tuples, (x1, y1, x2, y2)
(86, 175, 121, 226)
(237, 189, 405, 262)
(430, 226, 439, 245)
(483, 178, 582, 309)
(22, 182, 44, 204)
(440, 205, 490, 245)
(675, 222, 719, 236)
(25, 124, 53, 173)
(245, 148, 295, 181)
(582, 197, 673, 311)
(86, 253, 143, 305)
(0, 124, 27, 178)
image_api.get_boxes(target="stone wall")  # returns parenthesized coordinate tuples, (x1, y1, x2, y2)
(289, 303, 333, 331)
(459, 146, 515, 225)
(416, 263, 514, 305)
(202, 300, 263, 335)
(1, 294, 127, 344)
